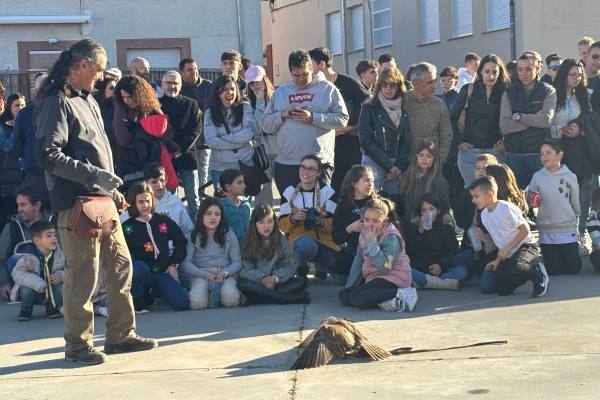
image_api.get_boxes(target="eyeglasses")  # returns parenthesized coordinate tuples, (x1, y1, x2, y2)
(300, 165, 319, 173)
(592, 54, 600, 60)
(549, 65, 560, 71)
(381, 82, 398, 89)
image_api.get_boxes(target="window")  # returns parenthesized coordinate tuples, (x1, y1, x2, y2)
(487, 0, 509, 31)
(453, 0, 472, 37)
(420, 0, 440, 44)
(327, 12, 342, 55)
(126, 48, 181, 68)
(372, 0, 392, 47)
(350, 6, 364, 51)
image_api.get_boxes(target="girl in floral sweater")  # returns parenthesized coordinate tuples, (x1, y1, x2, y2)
(123, 182, 189, 312)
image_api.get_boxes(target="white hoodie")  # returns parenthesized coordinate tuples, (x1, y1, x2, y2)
(261, 71, 349, 165)
(120, 191, 194, 239)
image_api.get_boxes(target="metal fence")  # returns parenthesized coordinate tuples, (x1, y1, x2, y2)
(0, 68, 222, 100)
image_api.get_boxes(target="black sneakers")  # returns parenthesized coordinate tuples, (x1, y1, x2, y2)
(17, 310, 32, 321)
(104, 335, 158, 354)
(46, 302, 62, 319)
(532, 261, 549, 298)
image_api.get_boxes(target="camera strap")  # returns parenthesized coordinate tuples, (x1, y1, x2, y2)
(289, 181, 321, 216)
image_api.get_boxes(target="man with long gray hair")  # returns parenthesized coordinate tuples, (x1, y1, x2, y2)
(35, 39, 157, 365)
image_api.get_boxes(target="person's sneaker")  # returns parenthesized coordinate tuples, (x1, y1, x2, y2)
(396, 287, 418, 312)
(133, 296, 149, 314)
(104, 335, 158, 355)
(532, 261, 550, 298)
(579, 235, 590, 256)
(65, 347, 107, 365)
(17, 310, 31, 321)
(314, 271, 328, 280)
(377, 297, 406, 312)
(46, 302, 62, 319)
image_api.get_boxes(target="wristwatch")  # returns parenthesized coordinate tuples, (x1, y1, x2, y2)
(514, 113, 522, 121)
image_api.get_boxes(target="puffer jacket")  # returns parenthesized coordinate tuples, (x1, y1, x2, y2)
(10, 241, 64, 302)
(359, 97, 411, 172)
(204, 102, 256, 171)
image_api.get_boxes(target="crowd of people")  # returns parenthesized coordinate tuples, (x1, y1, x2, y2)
(1, 35, 600, 364)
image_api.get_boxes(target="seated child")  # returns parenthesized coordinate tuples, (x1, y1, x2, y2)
(123, 182, 189, 312)
(469, 176, 549, 297)
(217, 169, 251, 244)
(181, 197, 242, 309)
(238, 204, 309, 305)
(120, 162, 194, 240)
(339, 197, 417, 312)
(405, 193, 469, 291)
(587, 188, 600, 272)
(10, 221, 63, 321)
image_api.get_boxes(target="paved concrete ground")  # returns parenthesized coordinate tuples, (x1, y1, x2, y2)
(1, 257, 599, 400)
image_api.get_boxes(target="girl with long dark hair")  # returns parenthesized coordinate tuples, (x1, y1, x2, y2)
(238, 204, 309, 305)
(204, 74, 256, 190)
(181, 196, 242, 309)
(450, 53, 510, 186)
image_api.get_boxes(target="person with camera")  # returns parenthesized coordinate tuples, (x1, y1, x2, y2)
(278, 155, 341, 279)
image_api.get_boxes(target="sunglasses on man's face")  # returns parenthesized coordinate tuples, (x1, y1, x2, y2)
(549, 65, 560, 71)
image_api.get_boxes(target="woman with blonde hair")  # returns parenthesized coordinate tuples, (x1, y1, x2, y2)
(359, 66, 411, 191)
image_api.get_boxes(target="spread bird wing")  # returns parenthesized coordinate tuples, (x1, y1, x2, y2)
(336, 320, 392, 361)
(291, 325, 356, 370)
(299, 316, 339, 348)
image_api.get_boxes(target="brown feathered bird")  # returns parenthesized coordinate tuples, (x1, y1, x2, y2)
(291, 316, 392, 370)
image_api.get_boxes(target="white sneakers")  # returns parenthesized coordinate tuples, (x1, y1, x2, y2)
(378, 287, 418, 312)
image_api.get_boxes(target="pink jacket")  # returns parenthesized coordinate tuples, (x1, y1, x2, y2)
(358, 223, 412, 288)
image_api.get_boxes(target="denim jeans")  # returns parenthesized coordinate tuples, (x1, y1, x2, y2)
(480, 269, 497, 294)
(132, 260, 189, 311)
(19, 283, 63, 313)
(294, 236, 338, 277)
(411, 266, 471, 286)
(457, 147, 504, 187)
(179, 168, 199, 221)
(362, 155, 388, 191)
(504, 152, 543, 189)
(579, 176, 596, 234)
(211, 170, 223, 192)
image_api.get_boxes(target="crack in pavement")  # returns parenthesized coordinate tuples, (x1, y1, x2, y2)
(1, 350, 599, 381)
(288, 302, 308, 400)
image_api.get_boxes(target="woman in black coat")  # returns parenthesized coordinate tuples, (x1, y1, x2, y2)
(359, 66, 411, 192)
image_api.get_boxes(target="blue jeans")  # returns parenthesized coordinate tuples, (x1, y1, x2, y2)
(294, 236, 338, 276)
(480, 269, 497, 294)
(457, 147, 504, 187)
(411, 266, 471, 286)
(211, 170, 223, 192)
(504, 152, 543, 189)
(179, 168, 199, 221)
(19, 283, 63, 312)
(578, 176, 597, 234)
(362, 155, 387, 191)
(132, 260, 189, 311)
(7, 254, 21, 274)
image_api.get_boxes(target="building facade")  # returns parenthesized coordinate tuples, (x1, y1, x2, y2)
(262, 0, 600, 85)
(0, 0, 263, 95)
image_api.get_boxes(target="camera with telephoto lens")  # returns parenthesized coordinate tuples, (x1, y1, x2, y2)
(303, 207, 321, 230)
